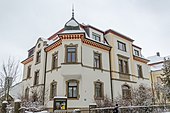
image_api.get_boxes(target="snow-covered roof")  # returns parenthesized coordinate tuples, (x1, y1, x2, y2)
(47, 36, 60, 45)
(40, 37, 48, 42)
(150, 63, 163, 71)
(14, 99, 21, 102)
(59, 26, 110, 46)
(147, 55, 164, 64)
(147, 54, 170, 71)
(2, 100, 8, 104)
(54, 96, 67, 99)
(60, 29, 85, 34)
(65, 19, 79, 27)
(85, 35, 109, 46)
(64, 17, 80, 30)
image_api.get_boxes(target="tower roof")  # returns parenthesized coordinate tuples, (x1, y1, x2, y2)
(64, 7, 80, 30)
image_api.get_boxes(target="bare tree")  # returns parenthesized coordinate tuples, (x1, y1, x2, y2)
(0, 57, 20, 102)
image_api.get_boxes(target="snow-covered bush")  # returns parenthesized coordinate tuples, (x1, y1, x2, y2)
(114, 84, 153, 106)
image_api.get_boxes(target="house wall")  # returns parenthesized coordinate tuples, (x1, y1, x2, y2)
(105, 32, 151, 99)
(44, 37, 111, 109)
(22, 39, 47, 100)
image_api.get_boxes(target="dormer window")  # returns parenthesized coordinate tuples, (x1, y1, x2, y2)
(134, 49, 140, 56)
(118, 41, 126, 52)
(92, 33, 100, 42)
(28, 48, 34, 57)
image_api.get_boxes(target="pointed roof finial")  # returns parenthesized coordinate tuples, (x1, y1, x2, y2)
(72, 4, 74, 18)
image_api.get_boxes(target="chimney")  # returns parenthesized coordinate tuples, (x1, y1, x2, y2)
(156, 52, 160, 57)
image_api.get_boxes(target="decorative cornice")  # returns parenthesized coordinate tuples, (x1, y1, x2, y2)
(112, 78, 137, 83)
(45, 39, 62, 52)
(59, 34, 84, 40)
(59, 33, 110, 51)
(133, 55, 149, 64)
(21, 56, 33, 64)
(82, 38, 110, 51)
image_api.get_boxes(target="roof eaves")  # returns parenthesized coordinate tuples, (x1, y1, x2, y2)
(105, 29, 134, 42)
(85, 25, 104, 33)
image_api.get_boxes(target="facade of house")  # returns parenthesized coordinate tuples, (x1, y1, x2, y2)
(105, 30, 150, 99)
(21, 12, 151, 110)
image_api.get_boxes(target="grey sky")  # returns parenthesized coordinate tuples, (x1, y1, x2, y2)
(0, 0, 170, 66)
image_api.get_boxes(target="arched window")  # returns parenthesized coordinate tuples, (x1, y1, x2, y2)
(122, 84, 131, 99)
(94, 80, 104, 99)
(66, 80, 79, 98)
(50, 81, 57, 99)
(25, 87, 29, 100)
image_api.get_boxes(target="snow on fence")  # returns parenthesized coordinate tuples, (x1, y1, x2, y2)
(89, 105, 170, 113)
(53, 105, 170, 113)
(3, 105, 170, 113)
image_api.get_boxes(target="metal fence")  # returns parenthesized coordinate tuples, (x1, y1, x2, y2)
(53, 105, 170, 113)
(119, 105, 170, 113)
(89, 105, 170, 113)
(4, 105, 170, 113)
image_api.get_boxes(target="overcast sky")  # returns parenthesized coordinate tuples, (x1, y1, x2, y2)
(0, 0, 170, 68)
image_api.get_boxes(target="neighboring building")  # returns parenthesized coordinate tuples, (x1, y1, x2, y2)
(148, 52, 170, 104)
(0, 82, 22, 105)
(21, 11, 151, 111)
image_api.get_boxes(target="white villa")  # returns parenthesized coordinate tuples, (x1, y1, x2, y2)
(21, 11, 151, 111)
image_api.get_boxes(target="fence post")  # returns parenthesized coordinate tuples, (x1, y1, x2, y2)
(2, 100, 8, 113)
(113, 104, 119, 113)
(89, 103, 97, 113)
(14, 99, 21, 113)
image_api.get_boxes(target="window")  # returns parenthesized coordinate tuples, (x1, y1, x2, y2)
(25, 87, 29, 100)
(137, 65, 143, 78)
(27, 65, 31, 78)
(28, 48, 34, 57)
(36, 50, 41, 63)
(122, 85, 131, 99)
(52, 52, 58, 69)
(66, 46, 76, 63)
(134, 49, 140, 56)
(94, 52, 102, 69)
(50, 81, 57, 98)
(34, 71, 39, 85)
(94, 81, 104, 99)
(118, 41, 126, 52)
(67, 80, 79, 98)
(92, 33, 100, 41)
(118, 58, 129, 74)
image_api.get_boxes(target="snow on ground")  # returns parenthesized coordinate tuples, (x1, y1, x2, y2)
(25, 111, 49, 113)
